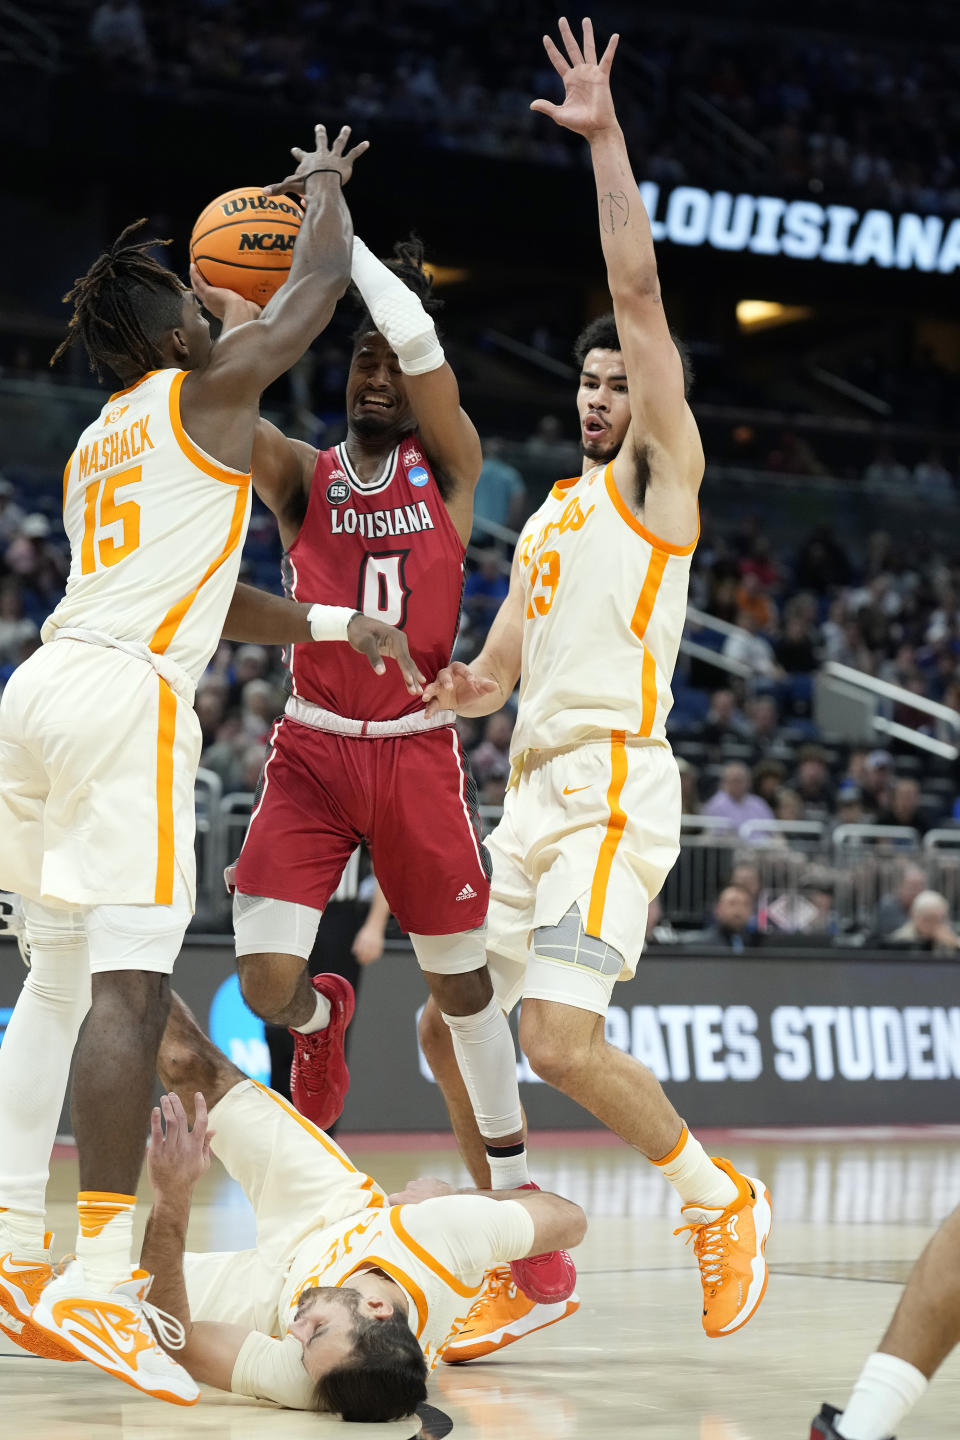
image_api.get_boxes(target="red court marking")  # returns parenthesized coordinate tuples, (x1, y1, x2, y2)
(339, 1124, 960, 1151)
(51, 1123, 960, 1163)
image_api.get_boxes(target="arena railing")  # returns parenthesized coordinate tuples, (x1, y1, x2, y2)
(201, 789, 943, 939)
(817, 663, 960, 761)
(193, 768, 225, 923)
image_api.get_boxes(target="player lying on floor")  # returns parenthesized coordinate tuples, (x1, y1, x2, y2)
(138, 994, 586, 1420)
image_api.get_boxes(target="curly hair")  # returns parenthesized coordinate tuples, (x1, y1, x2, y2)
(51, 219, 184, 382)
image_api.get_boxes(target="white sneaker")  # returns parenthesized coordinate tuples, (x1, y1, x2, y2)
(0, 890, 29, 965)
(31, 1260, 199, 1405)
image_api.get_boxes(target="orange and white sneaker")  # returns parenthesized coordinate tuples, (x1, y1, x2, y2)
(441, 1265, 580, 1363)
(0, 1237, 78, 1361)
(674, 1157, 772, 1339)
(31, 1260, 199, 1404)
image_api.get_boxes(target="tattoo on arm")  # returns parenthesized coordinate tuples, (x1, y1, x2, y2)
(600, 190, 630, 233)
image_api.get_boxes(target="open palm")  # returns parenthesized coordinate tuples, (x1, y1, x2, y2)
(531, 17, 620, 139)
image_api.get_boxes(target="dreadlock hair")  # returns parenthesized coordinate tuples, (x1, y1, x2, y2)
(314, 1310, 428, 1423)
(50, 219, 186, 383)
(350, 235, 444, 349)
(573, 310, 695, 398)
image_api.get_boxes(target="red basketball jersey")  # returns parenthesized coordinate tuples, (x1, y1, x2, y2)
(282, 436, 465, 720)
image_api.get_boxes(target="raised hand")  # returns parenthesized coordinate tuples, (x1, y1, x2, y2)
(147, 1092, 214, 1200)
(530, 16, 620, 140)
(347, 613, 427, 696)
(263, 123, 370, 198)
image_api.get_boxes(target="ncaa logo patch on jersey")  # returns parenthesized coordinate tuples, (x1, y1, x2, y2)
(408, 466, 429, 488)
(326, 479, 350, 504)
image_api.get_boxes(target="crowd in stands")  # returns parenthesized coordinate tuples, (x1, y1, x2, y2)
(75, 0, 960, 213)
(4, 411, 960, 945)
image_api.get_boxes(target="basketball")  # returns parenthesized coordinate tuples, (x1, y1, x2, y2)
(189, 187, 303, 305)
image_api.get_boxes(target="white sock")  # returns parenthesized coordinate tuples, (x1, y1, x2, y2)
(0, 908, 90, 1227)
(654, 1125, 739, 1209)
(292, 990, 331, 1035)
(441, 996, 524, 1145)
(837, 1353, 928, 1440)
(486, 1147, 531, 1190)
(0, 1207, 47, 1260)
(76, 1194, 136, 1291)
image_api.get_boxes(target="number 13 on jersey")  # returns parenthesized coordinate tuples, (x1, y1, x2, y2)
(526, 548, 560, 618)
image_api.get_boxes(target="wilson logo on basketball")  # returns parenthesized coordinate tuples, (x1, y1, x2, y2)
(222, 196, 302, 219)
(238, 233, 297, 252)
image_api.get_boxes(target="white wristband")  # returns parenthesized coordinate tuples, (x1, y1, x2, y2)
(352, 236, 445, 377)
(307, 604, 358, 643)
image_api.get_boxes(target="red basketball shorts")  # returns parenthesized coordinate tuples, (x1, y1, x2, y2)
(234, 717, 491, 935)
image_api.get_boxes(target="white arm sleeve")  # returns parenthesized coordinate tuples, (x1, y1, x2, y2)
(396, 1196, 535, 1287)
(231, 1332, 317, 1410)
(351, 237, 445, 377)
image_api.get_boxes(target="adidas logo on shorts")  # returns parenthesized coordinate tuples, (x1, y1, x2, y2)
(455, 884, 478, 901)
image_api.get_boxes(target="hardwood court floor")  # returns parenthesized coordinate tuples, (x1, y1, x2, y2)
(3, 1130, 960, 1439)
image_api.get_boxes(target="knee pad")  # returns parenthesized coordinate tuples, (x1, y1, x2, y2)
(409, 927, 487, 976)
(233, 892, 323, 960)
(533, 906, 624, 978)
(21, 901, 91, 1014)
(527, 905, 625, 1016)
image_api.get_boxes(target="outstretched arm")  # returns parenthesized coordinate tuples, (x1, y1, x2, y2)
(386, 1177, 587, 1256)
(221, 583, 426, 695)
(422, 546, 524, 718)
(194, 125, 367, 401)
(533, 19, 702, 532)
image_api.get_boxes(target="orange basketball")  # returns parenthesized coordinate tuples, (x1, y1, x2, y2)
(190, 187, 304, 305)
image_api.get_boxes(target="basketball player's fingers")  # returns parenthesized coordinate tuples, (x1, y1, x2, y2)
(530, 98, 561, 118)
(389, 638, 426, 692)
(331, 125, 352, 156)
(290, 146, 305, 160)
(314, 124, 327, 153)
(150, 1107, 164, 1147)
(192, 1092, 208, 1136)
(388, 645, 425, 695)
(557, 16, 585, 66)
(542, 32, 571, 77)
(599, 31, 619, 71)
(581, 15, 597, 65)
(357, 633, 387, 675)
(344, 140, 371, 164)
(167, 1092, 189, 1136)
(263, 174, 301, 197)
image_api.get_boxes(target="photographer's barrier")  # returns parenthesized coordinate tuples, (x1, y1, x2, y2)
(2, 938, 959, 1133)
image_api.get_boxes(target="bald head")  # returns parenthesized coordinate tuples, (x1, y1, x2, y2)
(910, 890, 950, 939)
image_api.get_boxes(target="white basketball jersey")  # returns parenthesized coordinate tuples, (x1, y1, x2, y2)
(510, 462, 696, 758)
(45, 368, 251, 685)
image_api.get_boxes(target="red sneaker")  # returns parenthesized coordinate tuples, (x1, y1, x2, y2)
(289, 974, 356, 1131)
(509, 1182, 578, 1304)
